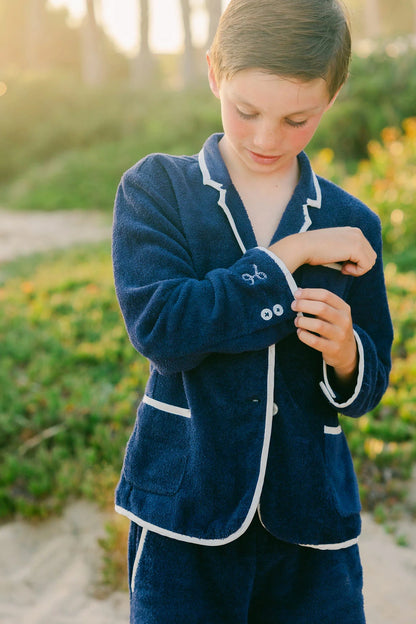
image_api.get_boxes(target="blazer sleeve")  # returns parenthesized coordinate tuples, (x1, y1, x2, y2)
(319, 215, 393, 417)
(112, 161, 299, 374)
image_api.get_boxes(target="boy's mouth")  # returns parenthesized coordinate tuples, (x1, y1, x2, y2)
(248, 150, 282, 165)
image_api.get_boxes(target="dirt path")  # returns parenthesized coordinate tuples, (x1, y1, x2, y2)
(1, 208, 415, 623)
(0, 208, 112, 264)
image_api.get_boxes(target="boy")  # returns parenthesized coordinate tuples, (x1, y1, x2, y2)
(112, 1, 393, 622)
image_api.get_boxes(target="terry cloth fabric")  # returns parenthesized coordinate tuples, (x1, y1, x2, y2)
(128, 514, 366, 624)
(112, 133, 393, 548)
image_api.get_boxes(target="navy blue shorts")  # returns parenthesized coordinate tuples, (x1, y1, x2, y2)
(128, 514, 365, 624)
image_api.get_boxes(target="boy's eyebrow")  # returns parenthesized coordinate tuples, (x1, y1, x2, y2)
(235, 96, 323, 116)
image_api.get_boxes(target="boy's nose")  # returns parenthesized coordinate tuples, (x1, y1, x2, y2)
(252, 123, 281, 154)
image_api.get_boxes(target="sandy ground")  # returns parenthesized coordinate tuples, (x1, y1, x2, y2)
(0, 502, 130, 624)
(0, 504, 415, 624)
(1, 208, 415, 623)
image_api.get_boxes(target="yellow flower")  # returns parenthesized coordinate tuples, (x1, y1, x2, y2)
(21, 281, 34, 295)
(403, 117, 416, 140)
(381, 127, 401, 145)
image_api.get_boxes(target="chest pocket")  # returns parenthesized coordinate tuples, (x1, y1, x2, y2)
(123, 398, 190, 496)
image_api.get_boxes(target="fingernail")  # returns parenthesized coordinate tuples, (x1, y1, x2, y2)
(294, 288, 302, 298)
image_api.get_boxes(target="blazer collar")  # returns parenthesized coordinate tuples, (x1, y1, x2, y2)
(198, 133, 322, 250)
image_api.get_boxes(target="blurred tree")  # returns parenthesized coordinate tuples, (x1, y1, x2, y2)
(364, 0, 381, 38)
(179, 0, 196, 85)
(0, 0, 80, 73)
(130, 0, 155, 87)
(205, 0, 222, 47)
(81, 0, 106, 86)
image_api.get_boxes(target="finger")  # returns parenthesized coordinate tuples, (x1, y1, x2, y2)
(292, 300, 338, 322)
(296, 325, 353, 365)
(296, 327, 330, 354)
(291, 298, 347, 326)
(293, 288, 344, 308)
(295, 315, 338, 340)
(341, 261, 373, 277)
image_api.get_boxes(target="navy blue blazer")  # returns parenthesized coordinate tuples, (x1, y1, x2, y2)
(112, 133, 393, 548)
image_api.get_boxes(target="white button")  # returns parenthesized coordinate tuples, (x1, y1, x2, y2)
(261, 308, 273, 321)
(273, 304, 284, 317)
(273, 403, 278, 416)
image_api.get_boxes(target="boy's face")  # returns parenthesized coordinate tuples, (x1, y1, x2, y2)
(208, 63, 336, 179)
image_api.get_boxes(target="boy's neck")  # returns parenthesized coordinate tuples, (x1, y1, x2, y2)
(218, 135, 300, 193)
(218, 136, 301, 247)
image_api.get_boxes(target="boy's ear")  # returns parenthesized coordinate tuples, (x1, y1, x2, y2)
(206, 52, 220, 98)
(325, 87, 342, 111)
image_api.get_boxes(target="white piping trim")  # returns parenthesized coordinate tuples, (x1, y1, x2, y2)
(258, 506, 359, 550)
(131, 527, 148, 593)
(142, 395, 191, 419)
(299, 171, 322, 233)
(299, 205, 312, 233)
(257, 248, 299, 296)
(308, 171, 322, 209)
(299, 535, 359, 551)
(319, 330, 365, 409)
(198, 148, 246, 254)
(324, 425, 342, 435)
(116, 345, 276, 546)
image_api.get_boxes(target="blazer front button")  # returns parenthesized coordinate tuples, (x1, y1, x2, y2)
(273, 403, 278, 416)
(273, 304, 284, 317)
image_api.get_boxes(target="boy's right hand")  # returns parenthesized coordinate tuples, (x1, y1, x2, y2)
(269, 227, 377, 277)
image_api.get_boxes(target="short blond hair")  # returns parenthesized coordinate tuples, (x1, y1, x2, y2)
(209, 0, 351, 100)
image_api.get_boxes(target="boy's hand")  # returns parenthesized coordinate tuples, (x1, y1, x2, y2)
(269, 227, 376, 276)
(291, 288, 358, 386)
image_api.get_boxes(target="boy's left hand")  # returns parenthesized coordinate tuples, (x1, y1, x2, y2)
(291, 288, 357, 386)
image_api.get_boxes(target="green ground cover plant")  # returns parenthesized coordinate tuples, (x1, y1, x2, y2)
(0, 242, 415, 523)
(0, 244, 149, 519)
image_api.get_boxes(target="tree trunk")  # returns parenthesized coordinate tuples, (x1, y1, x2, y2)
(81, 0, 105, 86)
(130, 0, 155, 87)
(179, 0, 195, 86)
(25, 0, 44, 70)
(414, 0, 416, 35)
(205, 0, 222, 48)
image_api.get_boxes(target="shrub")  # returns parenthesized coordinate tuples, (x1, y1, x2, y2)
(309, 46, 416, 162)
(313, 118, 416, 272)
(342, 265, 416, 514)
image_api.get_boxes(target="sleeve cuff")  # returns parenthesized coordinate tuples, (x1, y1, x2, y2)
(319, 330, 365, 409)
(256, 247, 299, 296)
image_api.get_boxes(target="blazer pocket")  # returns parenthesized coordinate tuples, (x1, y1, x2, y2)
(123, 397, 190, 496)
(324, 425, 361, 517)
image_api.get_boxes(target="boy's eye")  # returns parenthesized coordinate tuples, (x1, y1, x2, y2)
(237, 108, 257, 120)
(286, 118, 307, 128)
